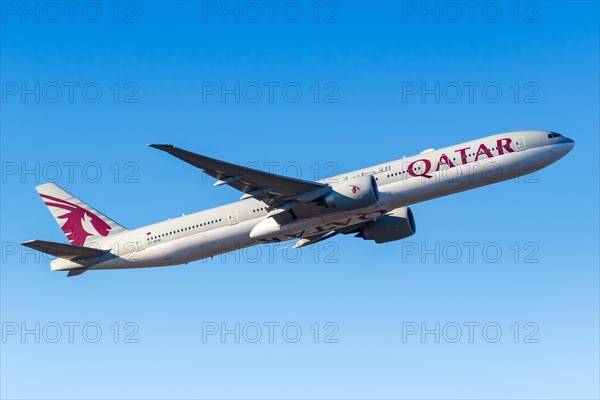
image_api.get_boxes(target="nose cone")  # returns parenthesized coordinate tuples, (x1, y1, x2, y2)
(563, 137, 575, 152)
(547, 133, 575, 158)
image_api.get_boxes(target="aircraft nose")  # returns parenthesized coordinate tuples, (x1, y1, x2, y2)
(546, 132, 574, 157)
(564, 137, 575, 151)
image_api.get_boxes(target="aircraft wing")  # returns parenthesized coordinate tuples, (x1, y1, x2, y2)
(149, 144, 329, 206)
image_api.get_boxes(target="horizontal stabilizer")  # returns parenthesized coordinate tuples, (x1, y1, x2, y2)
(21, 240, 108, 261)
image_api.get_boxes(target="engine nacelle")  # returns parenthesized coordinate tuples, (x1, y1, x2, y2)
(356, 207, 416, 244)
(323, 175, 379, 210)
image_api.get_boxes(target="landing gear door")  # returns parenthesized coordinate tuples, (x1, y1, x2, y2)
(515, 136, 526, 152)
(227, 209, 239, 225)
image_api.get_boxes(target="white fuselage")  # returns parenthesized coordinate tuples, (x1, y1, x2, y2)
(51, 130, 574, 272)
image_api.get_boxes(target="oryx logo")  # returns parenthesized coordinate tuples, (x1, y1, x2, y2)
(350, 185, 360, 194)
(40, 194, 111, 246)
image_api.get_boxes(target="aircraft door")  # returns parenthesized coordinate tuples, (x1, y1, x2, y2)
(514, 136, 526, 152)
(227, 209, 239, 225)
(133, 236, 146, 251)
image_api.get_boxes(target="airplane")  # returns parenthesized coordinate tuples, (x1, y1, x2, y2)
(21, 130, 574, 276)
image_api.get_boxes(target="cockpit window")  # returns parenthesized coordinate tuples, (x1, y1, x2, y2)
(548, 132, 563, 139)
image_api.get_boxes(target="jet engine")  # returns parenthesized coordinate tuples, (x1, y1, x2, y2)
(356, 207, 416, 243)
(323, 175, 379, 210)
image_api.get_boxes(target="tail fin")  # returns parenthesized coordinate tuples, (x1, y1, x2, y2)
(36, 183, 126, 246)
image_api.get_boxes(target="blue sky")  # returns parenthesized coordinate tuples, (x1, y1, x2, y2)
(1, 1, 598, 399)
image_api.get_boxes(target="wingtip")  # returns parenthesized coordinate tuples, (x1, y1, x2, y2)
(147, 144, 174, 150)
